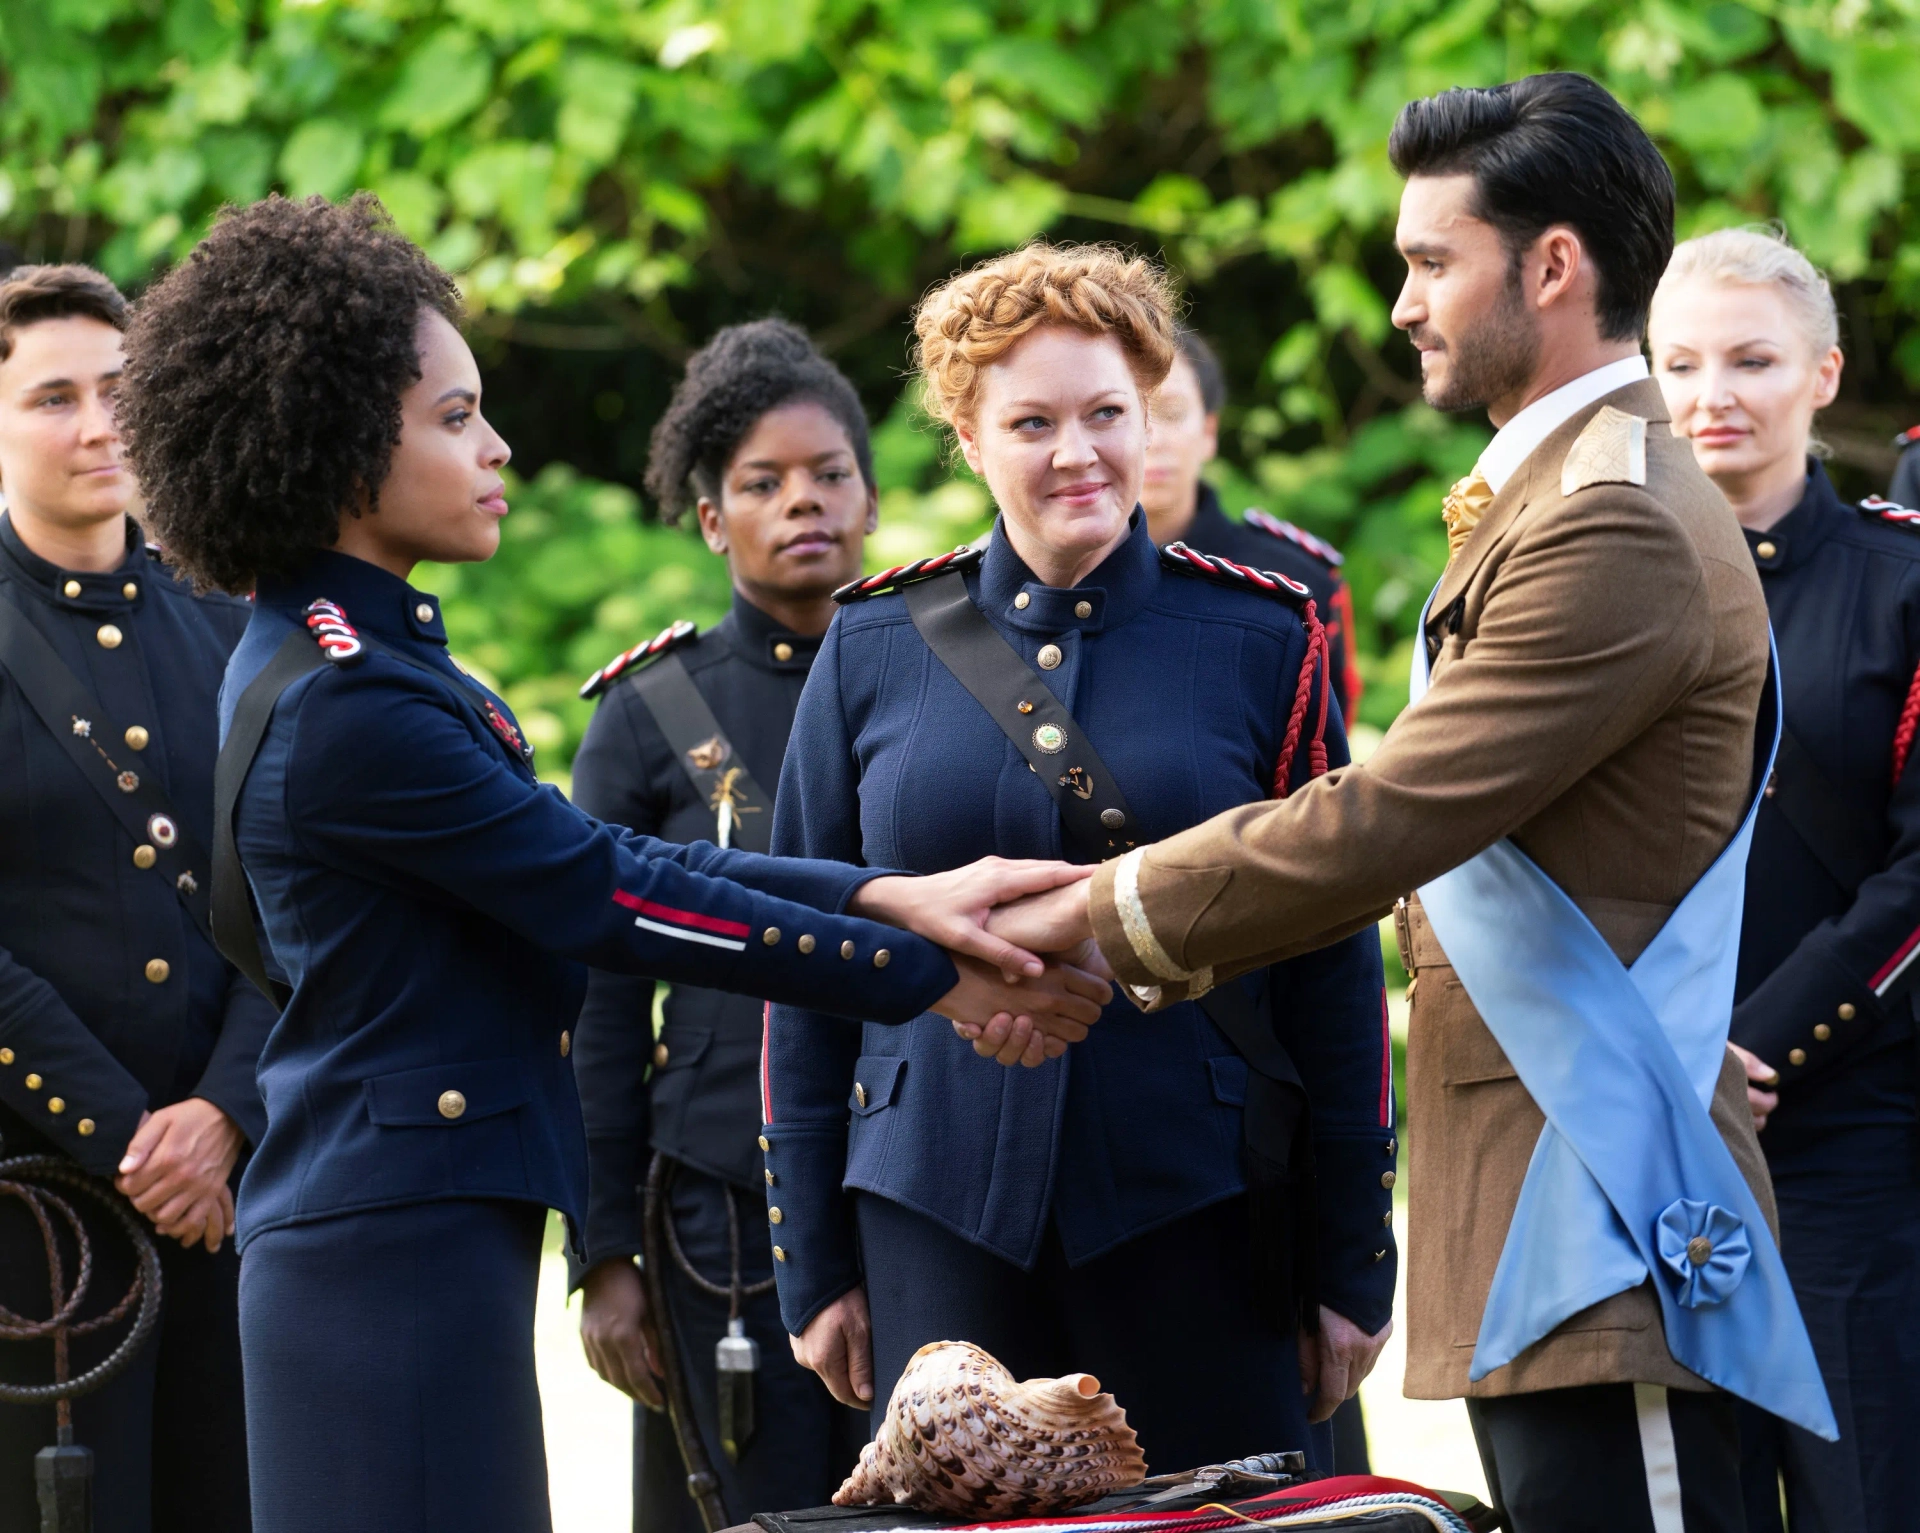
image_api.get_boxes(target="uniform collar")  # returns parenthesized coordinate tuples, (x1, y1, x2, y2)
(255, 549, 449, 647)
(0, 512, 148, 613)
(721, 589, 823, 673)
(977, 506, 1159, 634)
(1478, 355, 1651, 494)
(1183, 482, 1234, 546)
(1745, 459, 1841, 575)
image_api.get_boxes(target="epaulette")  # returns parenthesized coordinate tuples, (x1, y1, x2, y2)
(1160, 542, 1311, 603)
(1560, 405, 1647, 495)
(304, 599, 365, 664)
(1859, 495, 1920, 532)
(1893, 425, 1920, 449)
(579, 620, 699, 699)
(1243, 508, 1345, 568)
(832, 545, 983, 604)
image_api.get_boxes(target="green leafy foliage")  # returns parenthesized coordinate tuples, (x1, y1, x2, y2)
(7, 0, 1918, 763)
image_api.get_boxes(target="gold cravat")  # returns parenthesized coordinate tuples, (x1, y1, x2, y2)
(1441, 470, 1496, 564)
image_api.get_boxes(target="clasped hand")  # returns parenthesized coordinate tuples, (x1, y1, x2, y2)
(847, 858, 1107, 1067)
(116, 1096, 245, 1252)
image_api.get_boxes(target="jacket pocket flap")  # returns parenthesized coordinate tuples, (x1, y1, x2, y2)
(1208, 1055, 1249, 1106)
(850, 1055, 905, 1116)
(364, 1060, 531, 1126)
(654, 1026, 712, 1073)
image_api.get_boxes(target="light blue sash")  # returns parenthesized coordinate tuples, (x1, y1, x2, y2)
(1409, 593, 1835, 1439)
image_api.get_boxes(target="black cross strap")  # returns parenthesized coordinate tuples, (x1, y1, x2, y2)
(628, 652, 774, 855)
(903, 572, 1318, 1331)
(0, 585, 215, 945)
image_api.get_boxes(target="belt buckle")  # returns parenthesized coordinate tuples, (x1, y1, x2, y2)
(1393, 897, 1416, 979)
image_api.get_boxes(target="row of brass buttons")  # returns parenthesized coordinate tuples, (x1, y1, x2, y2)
(0, 1047, 95, 1135)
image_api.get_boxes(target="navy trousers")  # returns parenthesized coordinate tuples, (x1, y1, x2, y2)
(1737, 1154, 1920, 1532)
(0, 1194, 250, 1533)
(855, 1192, 1331, 1476)
(239, 1198, 549, 1533)
(635, 1167, 868, 1530)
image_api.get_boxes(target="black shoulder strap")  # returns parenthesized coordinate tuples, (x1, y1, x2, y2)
(628, 652, 775, 855)
(0, 585, 216, 944)
(902, 572, 1315, 1329)
(212, 629, 324, 1006)
(1770, 724, 1886, 899)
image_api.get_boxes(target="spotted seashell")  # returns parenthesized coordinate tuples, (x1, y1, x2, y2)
(833, 1341, 1147, 1517)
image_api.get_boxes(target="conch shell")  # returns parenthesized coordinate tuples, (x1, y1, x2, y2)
(834, 1341, 1147, 1517)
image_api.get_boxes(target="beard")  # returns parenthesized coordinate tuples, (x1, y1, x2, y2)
(1417, 266, 1541, 413)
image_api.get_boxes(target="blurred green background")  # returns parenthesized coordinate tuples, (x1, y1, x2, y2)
(7, 0, 1920, 781)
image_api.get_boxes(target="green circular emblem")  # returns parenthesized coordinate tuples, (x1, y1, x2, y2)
(1032, 723, 1067, 754)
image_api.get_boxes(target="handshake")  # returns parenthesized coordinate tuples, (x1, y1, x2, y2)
(846, 857, 1108, 1068)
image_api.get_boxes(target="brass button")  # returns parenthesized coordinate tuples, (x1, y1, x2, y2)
(415, 603, 435, 624)
(873, 949, 891, 969)
(437, 1089, 467, 1120)
(762, 927, 781, 946)
(1813, 1023, 1831, 1042)
(1755, 540, 1777, 560)
(772, 1245, 786, 1262)
(768, 1206, 783, 1224)
(559, 1030, 571, 1057)
(133, 845, 157, 869)
(1100, 808, 1126, 830)
(0, 1049, 12, 1065)
(47, 1097, 63, 1114)
(1386, 1138, 1398, 1156)
(77, 1119, 94, 1136)
(1037, 644, 1062, 670)
(24, 1074, 40, 1091)
(96, 624, 123, 649)
(1014, 592, 1031, 609)
(122, 582, 138, 600)
(1789, 1048, 1807, 1066)
(124, 725, 149, 750)
(840, 940, 854, 959)
(765, 1169, 775, 1185)
(1686, 1235, 1713, 1267)
(144, 958, 170, 984)
(1380, 1170, 1396, 1189)
(62, 579, 81, 598)
(798, 935, 816, 954)
(773, 642, 794, 662)
(653, 1043, 669, 1068)
(854, 1082, 868, 1108)
(1838, 1002, 1856, 1021)
(1074, 600, 1092, 619)
(757, 1134, 771, 1152)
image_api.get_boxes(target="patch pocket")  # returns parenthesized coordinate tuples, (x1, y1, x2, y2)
(850, 1055, 906, 1116)
(363, 1059, 531, 1126)
(1208, 1054, 1248, 1107)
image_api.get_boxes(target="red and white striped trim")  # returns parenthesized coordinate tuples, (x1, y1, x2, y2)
(1871, 925, 1920, 997)
(1161, 542, 1312, 602)
(304, 599, 364, 662)
(1245, 507, 1345, 567)
(612, 888, 749, 951)
(1861, 494, 1920, 529)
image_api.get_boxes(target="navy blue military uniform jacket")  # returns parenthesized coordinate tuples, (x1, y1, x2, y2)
(219, 551, 957, 1250)
(1735, 461, 1920, 1164)
(571, 593, 822, 1271)
(764, 515, 1394, 1339)
(1184, 483, 1362, 725)
(0, 513, 271, 1174)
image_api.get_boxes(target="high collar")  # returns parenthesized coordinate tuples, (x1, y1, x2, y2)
(255, 549, 448, 647)
(1745, 459, 1842, 576)
(0, 512, 149, 614)
(1185, 481, 1232, 544)
(720, 588, 824, 674)
(976, 507, 1159, 635)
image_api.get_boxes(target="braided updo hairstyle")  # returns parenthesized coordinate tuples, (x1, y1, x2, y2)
(911, 243, 1180, 436)
(644, 318, 874, 524)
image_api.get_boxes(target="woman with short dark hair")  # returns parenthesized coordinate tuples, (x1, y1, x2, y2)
(117, 194, 1106, 1532)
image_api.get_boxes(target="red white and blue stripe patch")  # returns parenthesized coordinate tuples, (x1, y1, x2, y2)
(612, 888, 749, 952)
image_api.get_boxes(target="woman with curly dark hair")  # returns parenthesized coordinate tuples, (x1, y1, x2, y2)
(569, 318, 883, 1532)
(117, 195, 1105, 1532)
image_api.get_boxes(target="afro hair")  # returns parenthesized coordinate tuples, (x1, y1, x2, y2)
(119, 193, 462, 593)
(644, 318, 873, 524)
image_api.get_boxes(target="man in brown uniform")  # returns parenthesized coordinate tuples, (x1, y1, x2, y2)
(982, 75, 1779, 1531)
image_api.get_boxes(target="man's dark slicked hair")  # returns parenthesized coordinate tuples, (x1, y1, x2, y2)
(1388, 73, 1675, 341)
(1173, 327, 1226, 415)
(644, 318, 873, 524)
